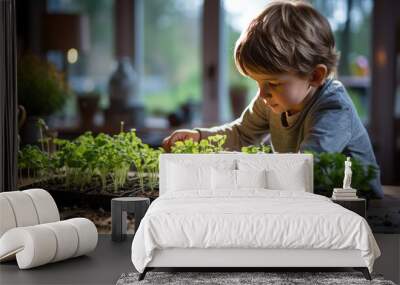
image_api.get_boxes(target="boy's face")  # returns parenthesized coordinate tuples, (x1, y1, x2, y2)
(246, 69, 313, 114)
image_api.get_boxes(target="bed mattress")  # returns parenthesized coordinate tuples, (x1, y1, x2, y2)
(131, 190, 380, 273)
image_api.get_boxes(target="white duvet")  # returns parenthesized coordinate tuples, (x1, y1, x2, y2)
(131, 190, 380, 273)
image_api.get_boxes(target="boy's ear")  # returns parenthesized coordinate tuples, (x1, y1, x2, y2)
(309, 64, 328, 87)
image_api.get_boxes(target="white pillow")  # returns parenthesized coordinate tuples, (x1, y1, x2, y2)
(211, 168, 267, 190)
(211, 168, 237, 190)
(237, 159, 308, 191)
(236, 169, 267, 189)
(167, 162, 211, 191)
(266, 166, 307, 191)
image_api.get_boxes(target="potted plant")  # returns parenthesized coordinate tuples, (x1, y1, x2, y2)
(18, 54, 71, 144)
(305, 151, 377, 200)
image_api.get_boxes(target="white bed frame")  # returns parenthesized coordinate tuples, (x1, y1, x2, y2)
(139, 153, 371, 280)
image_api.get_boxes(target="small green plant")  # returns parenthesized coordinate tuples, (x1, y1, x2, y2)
(53, 133, 96, 188)
(18, 145, 50, 179)
(171, 134, 227, 153)
(37, 118, 50, 153)
(305, 151, 378, 199)
(142, 146, 164, 192)
(241, 144, 271, 154)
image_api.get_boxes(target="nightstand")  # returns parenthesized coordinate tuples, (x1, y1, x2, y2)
(111, 197, 150, 242)
(331, 197, 366, 218)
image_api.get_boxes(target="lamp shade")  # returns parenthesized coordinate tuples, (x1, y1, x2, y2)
(42, 13, 90, 52)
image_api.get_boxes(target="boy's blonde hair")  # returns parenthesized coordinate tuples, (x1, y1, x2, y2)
(234, 0, 339, 78)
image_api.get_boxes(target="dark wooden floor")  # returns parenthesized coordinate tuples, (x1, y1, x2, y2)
(0, 235, 134, 285)
(1, 234, 398, 284)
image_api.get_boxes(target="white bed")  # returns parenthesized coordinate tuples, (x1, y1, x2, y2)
(131, 153, 380, 281)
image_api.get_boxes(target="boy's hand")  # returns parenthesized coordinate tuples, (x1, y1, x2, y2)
(162, 129, 200, 152)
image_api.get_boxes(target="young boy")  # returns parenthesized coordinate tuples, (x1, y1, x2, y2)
(162, 0, 383, 198)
